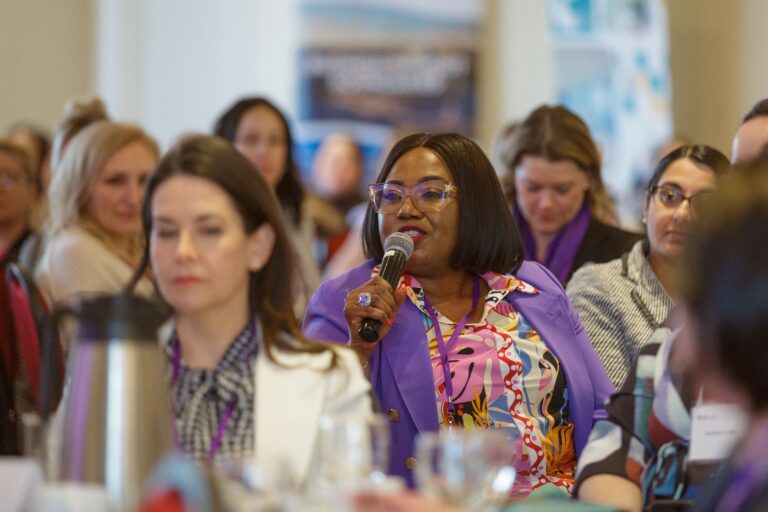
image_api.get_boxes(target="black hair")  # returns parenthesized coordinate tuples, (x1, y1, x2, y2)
(645, 145, 730, 207)
(213, 97, 305, 227)
(742, 98, 768, 124)
(362, 133, 524, 274)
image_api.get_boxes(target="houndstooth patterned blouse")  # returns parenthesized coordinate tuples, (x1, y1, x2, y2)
(162, 319, 257, 466)
(566, 240, 674, 388)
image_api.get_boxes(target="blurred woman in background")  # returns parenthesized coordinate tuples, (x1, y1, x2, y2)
(16, 97, 110, 270)
(35, 121, 157, 309)
(7, 123, 50, 197)
(214, 97, 321, 311)
(498, 105, 640, 285)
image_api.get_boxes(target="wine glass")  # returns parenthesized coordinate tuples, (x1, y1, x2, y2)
(415, 428, 520, 511)
(306, 414, 393, 510)
(317, 414, 390, 483)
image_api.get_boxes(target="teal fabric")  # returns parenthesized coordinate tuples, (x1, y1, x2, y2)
(502, 484, 617, 511)
(503, 499, 617, 512)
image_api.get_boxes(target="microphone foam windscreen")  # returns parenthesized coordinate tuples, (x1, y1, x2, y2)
(383, 232, 415, 259)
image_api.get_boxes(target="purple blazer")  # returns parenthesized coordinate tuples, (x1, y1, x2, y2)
(303, 259, 614, 485)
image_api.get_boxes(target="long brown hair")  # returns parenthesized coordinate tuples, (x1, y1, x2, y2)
(497, 104, 617, 225)
(129, 135, 335, 366)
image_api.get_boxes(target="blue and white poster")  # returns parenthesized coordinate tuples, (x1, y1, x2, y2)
(296, 0, 483, 184)
(549, 0, 673, 225)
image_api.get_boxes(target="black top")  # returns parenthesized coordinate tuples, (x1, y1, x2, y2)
(567, 218, 643, 284)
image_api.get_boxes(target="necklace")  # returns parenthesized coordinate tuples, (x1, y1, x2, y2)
(423, 275, 480, 426)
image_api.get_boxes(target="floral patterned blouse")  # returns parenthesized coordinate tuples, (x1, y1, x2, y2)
(403, 271, 576, 493)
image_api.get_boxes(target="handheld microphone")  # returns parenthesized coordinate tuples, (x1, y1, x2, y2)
(358, 232, 414, 342)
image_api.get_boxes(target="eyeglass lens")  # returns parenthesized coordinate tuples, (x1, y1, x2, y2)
(655, 185, 711, 214)
(370, 182, 453, 213)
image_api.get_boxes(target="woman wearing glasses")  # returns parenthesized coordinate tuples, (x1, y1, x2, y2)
(304, 133, 613, 493)
(566, 145, 729, 387)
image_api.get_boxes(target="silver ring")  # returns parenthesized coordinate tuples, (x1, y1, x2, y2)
(357, 292, 372, 307)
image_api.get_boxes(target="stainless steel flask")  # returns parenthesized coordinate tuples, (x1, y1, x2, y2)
(55, 293, 172, 511)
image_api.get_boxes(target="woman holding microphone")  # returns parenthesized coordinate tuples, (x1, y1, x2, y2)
(304, 133, 613, 494)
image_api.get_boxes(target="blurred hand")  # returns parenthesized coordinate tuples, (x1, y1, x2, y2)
(354, 491, 460, 512)
(344, 275, 406, 365)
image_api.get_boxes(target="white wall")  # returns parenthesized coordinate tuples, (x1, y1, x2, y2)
(478, 0, 554, 149)
(0, 0, 94, 131)
(665, 0, 768, 154)
(3, 0, 552, 152)
(737, 0, 768, 124)
(95, 0, 300, 149)
(92, 0, 553, 152)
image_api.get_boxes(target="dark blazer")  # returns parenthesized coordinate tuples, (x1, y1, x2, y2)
(568, 218, 642, 283)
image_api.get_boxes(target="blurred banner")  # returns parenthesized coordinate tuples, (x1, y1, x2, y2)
(296, 0, 483, 185)
(548, 0, 673, 226)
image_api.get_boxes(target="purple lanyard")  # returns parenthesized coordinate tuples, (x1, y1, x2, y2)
(171, 329, 254, 462)
(715, 421, 768, 512)
(423, 275, 480, 424)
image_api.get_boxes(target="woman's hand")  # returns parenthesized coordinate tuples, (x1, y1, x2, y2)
(344, 275, 406, 366)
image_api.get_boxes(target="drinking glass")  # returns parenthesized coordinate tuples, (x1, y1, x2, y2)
(415, 429, 520, 511)
(305, 414, 393, 511)
(317, 413, 390, 484)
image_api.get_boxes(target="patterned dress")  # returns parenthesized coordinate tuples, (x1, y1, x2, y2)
(403, 271, 577, 493)
(574, 319, 717, 508)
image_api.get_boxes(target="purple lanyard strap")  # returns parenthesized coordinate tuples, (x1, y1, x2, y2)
(172, 321, 255, 461)
(423, 275, 480, 424)
(715, 421, 768, 512)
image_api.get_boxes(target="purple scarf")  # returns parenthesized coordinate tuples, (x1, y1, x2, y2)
(514, 203, 591, 284)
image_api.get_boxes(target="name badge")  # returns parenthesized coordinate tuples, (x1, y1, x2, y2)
(688, 403, 747, 462)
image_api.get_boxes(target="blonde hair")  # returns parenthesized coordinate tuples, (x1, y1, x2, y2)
(49, 97, 109, 169)
(498, 104, 618, 225)
(47, 121, 159, 237)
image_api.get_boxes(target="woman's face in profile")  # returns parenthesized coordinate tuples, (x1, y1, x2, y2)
(233, 106, 289, 188)
(513, 155, 589, 237)
(149, 175, 274, 317)
(84, 140, 156, 239)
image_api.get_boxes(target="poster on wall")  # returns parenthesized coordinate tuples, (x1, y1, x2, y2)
(296, 0, 483, 185)
(548, 0, 673, 226)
